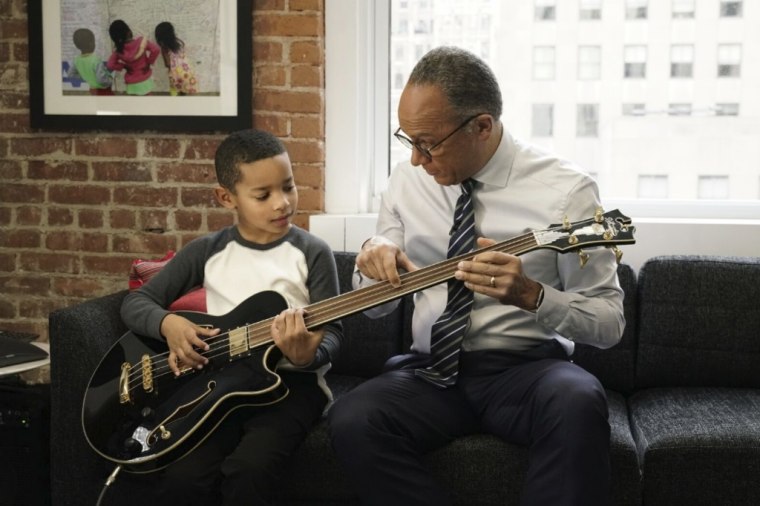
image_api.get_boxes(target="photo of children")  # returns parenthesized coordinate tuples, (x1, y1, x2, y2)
(59, 0, 220, 97)
(154, 21, 198, 96)
(66, 28, 113, 95)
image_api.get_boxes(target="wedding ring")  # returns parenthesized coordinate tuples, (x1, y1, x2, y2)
(489, 276, 496, 288)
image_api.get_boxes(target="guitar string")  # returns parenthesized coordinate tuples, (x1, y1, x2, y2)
(124, 232, 542, 391)
(124, 218, 628, 390)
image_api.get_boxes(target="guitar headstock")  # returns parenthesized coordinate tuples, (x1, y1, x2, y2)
(533, 209, 636, 260)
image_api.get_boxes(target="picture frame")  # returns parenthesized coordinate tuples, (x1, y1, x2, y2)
(27, 0, 252, 132)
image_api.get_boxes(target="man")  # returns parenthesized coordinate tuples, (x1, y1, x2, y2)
(327, 46, 625, 506)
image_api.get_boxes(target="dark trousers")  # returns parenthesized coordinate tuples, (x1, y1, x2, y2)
(157, 371, 327, 506)
(328, 343, 611, 506)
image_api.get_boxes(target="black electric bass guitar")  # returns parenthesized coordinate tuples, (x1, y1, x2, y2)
(82, 209, 636, 473)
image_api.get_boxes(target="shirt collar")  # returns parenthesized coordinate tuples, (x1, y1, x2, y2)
(471, 126, 514, 189)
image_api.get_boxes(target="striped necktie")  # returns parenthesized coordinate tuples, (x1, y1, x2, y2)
(416, 178, 476, 387)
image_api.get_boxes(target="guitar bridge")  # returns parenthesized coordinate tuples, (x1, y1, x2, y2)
(119, 362, 131, 404)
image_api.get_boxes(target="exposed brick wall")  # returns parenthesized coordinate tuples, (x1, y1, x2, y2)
(0, 0, 326, 340)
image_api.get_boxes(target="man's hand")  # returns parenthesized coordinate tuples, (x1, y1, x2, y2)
(271, 308, 323, 367)
(161, 313, 218, 376)
(453, 237, 543, 310)
(355, 236, 418, 287)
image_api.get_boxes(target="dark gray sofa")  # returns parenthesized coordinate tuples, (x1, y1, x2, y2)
(47, 254, 760, 505)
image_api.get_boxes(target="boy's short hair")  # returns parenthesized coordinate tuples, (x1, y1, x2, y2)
(73, 28, 96, 53)
(214, 129, 286, 191)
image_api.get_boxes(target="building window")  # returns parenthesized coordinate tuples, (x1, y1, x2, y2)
(535, 0, 556, 21)
(671, 44, 694, 78)
(720, 1, 742, 17)
(623, 103, 646, 116)
(532, 104, 554, 137)
(578, 46, 601, 80)
(533, 46, 556, 80)
(716, 103, 740, 116)
(638, 175, 669, 198)
(672, 0, 695, 18)
(579, 0, 602, 20)
(626, 0, 648, 19)
(624, 45, 647, 78)
(717, 44, 742, 77)
(698, 175, 730, 199)
(577, 104, 599, 137)
(668, 103, 692, 116)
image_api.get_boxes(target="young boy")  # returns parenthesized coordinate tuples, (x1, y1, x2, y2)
(68, 28, 113, 95)
(120, 129, 343, 505)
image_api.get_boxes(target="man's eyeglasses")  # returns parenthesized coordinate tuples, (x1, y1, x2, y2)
(393, 113, 485, 159)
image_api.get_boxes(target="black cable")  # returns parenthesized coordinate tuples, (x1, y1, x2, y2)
(95, 465, 122, 506)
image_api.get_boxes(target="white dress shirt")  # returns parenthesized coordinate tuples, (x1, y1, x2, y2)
(355, 129, 625, 356)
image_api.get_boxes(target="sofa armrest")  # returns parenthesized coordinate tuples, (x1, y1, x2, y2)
(48, 290, 130, 504)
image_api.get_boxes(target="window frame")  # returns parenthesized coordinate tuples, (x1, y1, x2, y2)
(324, 0, 760, 221)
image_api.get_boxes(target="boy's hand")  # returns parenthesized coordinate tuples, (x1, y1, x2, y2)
(271, 308, 322, 367)
(160, 313, 218, 376)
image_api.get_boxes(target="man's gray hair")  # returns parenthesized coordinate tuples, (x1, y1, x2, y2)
(407, 46, 502, 121)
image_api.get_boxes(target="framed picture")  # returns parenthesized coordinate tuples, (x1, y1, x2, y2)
(27, 0, 252, 132)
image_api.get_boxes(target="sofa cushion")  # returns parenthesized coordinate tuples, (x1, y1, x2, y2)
(573, 262, 638, 394)
(636, 255, 760, 388)
(629, 387, 760, 505)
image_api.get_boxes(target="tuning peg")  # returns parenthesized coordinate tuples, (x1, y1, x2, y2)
(578, 249, 589, 268)
(610, 246, 623, 264)
(594, 207, 604, 223)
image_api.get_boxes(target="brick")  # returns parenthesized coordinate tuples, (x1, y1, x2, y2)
(0, 207, 10, 225)
(52, 277, 109, 298)
(19, 298, 60, 319)
(0, 42, 8, 62)
(254, 14, 322, 37)
(28, 159, 88, 181)
(0, 112, 29, 132)
(291, 115, 323, 138)
(45, 232, 109, 253)
(78, 209, 104, 229)
(0, 299, 15, 319)
(255, 64, 287, 87)
(0, 63, 26, 88)
(290, 0, 322, 11)
(0, 275, 50, 294)
(181, 187, 218, 207)
(175, 210, 203, 231)
(139, 210, 169, 232)
(19, 253, 80, 274)
(253, 41, 283, 63)
(16, 206, 42, 226)
(91, 161, 152, 182)
(157, 163, 215, 184)
(12, 40, 27, 62)
(0, 91, 29, 109)
(113, 186, 178, 207)
(283, 139, 324, 163)
(75, 138, 138, 158)
(253, 114, 289, 137)
(180, 233, 205, 247)
(109, 209, 136, 229)
(207, 210, 235, 230)
(0, 229, 40, 248)
(11, 137, 72, 156)
(1, 18, 27, 38)
(48, 207, 74, 226)
(0, 252, 15, 271)
(292, 164, 323, 188)
(49, 184, 110, 205)
(292, 213, 309, 229)
(0, 183, 44, 203)
(254, 0, 286, 10)
(297, 187, 323, 211)
(290, 41, 323, 64)
(255, 90, 322, 114)
(82, 255, 134, 276)
(145, 138, 182, 159)
(184, 138, 221, 161)
(0, 159, 22, 179)
(291, 65, 322, 88)
(112, 233, 178, 255)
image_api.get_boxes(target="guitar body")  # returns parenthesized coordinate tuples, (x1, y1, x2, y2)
(81, 290, 290, 473)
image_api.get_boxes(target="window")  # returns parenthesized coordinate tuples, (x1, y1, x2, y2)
(626, 0, 647, 19)
(638, 175, 669, 198)
(578, 46, 601, 80)
(698, 176, 730, 199)
(668, 103, 692, 116)
(671, 44, 694, 78)
(535, 0, 556, 21)
(532, 104, 554, 137)
(533, 46, 556, 80)
(579, 0, 602, 20)
(720, 1, 742, 17)
(577, 104, 599, 137)
(623, 103, 646, 116)
(717, 44, 741, 77)
(672, 0, 695, 18)
(716, 103, 739, 116)
(624, 45, 647, 78)
(325, 0, 760, 221)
